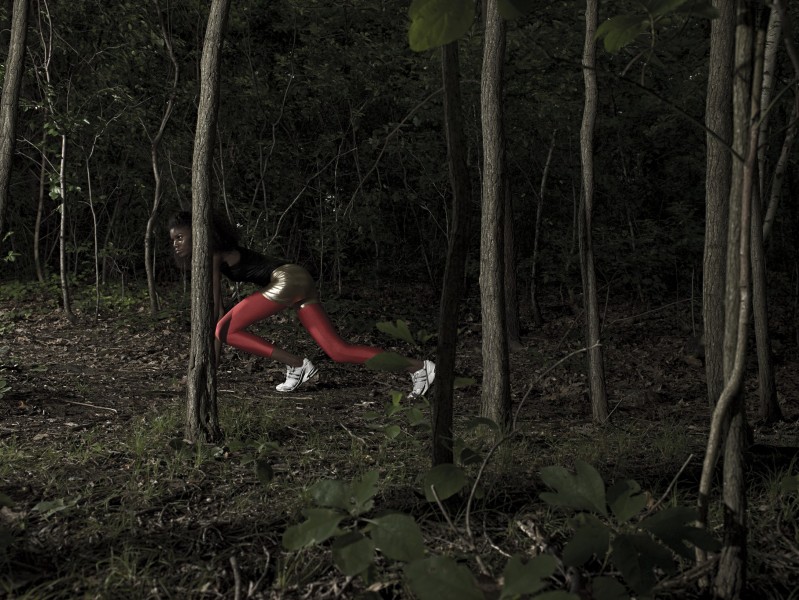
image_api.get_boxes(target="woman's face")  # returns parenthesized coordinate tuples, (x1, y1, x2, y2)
(169, 225, 192, 259)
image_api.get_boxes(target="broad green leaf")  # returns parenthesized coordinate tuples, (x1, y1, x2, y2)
(780, 474, 799, 493)
(607, 479, 647, 523)
(384, 424, 402, 439)
(332, 531, 375, 576)
(563, 514, 611, 567)
(349, 470, 379, 516)
(309, 479, 350, 511)
(408, 0, 475, 53)
(500, 554, 557, 599)
(590, 576, 629, 600)
(404, 556, 484, 600)
(640, 506, 720, 558)
(499, 0, 534, 19)
(32, 496, 80, 518)
(539, 461, 607, 516)
(596, 15, 649, 53)
(281, 508, 345, 550)
(376, 319, 415, 345)
(612, 533, 675, 595)
(366, 352, 411, 372)
(255, 460, 274, 485)
(459, 446, 483, 466)
(423, 463, 467, 502)
(0, 493, 12, 508)
(370, 513, 426, 562)
(407, 406, 427, 426)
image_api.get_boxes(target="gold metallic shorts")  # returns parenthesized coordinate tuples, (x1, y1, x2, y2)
(262, 264, 319, 308)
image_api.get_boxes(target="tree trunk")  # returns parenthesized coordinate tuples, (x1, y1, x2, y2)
(58, 134, 74, 322)
(34, 134, 46, 282)
(704, 0, 736, 410)
(479, 0, 511, 432)
(145, 0, 180, 317)
(750, 186, 781, 423)
(186, 0, 230, 444)
(715, 4, 764, 596)
(504, 178, 521, 349)
(530, 131, 556, 329)
(0, 0, 29, 243)
(579, 0, 608, 423)
(432, 41, 473, 466)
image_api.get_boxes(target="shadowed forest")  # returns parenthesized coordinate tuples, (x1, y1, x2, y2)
(1, 1, 799, 599)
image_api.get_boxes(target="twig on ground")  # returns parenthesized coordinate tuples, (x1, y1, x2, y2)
(61, 399, 118, 413)
(230, 556, 242, 600)
(643, 453, 695, 518)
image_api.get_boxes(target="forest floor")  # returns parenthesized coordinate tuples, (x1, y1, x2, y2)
(1, 280, 798, 599)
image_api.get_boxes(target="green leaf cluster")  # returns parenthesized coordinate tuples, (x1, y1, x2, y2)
(596, 0, 719, 53)
(540, 460, 720, 596)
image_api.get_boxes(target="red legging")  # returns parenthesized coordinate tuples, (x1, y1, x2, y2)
(215, 292, 381, 364)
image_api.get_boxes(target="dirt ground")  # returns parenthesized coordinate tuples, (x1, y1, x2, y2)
(1, 282, 798, 598)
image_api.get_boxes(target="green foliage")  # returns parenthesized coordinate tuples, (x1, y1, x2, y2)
(539, 461, 720, 596)
(281, 469, 428, 578)
(408, 0, 474, 52)
(596, 0, 719, 53)
(407, 0, 535, 52)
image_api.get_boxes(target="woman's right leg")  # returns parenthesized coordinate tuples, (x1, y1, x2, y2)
(215, 293, 293, 360)
(297, 303, 382, 364)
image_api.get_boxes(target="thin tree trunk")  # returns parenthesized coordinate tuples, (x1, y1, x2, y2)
(34, 134, 47, 282)
(58, 134, 74, 322)
(145, 0, 180, 317)
(715, 4, 763, 596)
(0, 0, 29, 243)
(530, 131, 556, 328)
(750, 185, 781, 422)
(704, 0, 736, 409)
(479, 0, 511, 432)
(186, 0, 230, 443)
(580, 0, 608, 422)
(504, 178, 521, 349)
(432, 41, 472, 466)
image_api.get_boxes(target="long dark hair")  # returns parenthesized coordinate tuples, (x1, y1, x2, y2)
(167, 209, 239, 252)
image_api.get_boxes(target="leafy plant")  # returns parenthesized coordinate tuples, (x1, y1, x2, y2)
(596, 0, 719, 54)
(539, 460, 721, 597)
(281, 470, 575, 599)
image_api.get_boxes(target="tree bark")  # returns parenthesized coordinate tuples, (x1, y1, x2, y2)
(530, 131, 556, 329)
(750, 185, 781, 423)
(479, 0, 511, 432)
(715, 3, 764, 596)
(186, 0, 230, 444)
(58, 134, 74, 322)
(579, 0, 608, 423)
(432, 41, 473, 466)
(704, 0, 736, 409)
(0, 0, 29, 243)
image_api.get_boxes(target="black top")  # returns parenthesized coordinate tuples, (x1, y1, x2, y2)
(219, 246, 286, 287)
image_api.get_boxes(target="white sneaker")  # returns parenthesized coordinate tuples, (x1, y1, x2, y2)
(276, 358, 319, 392)
(409, 360, 435, 399)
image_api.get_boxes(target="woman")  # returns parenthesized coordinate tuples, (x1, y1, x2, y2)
(168, 211, 435, 397)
